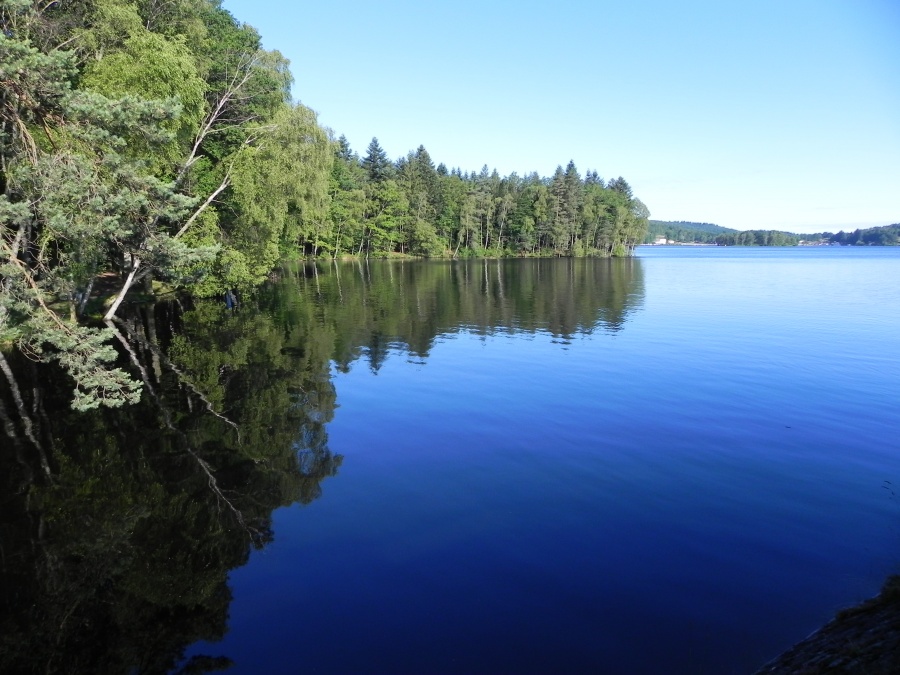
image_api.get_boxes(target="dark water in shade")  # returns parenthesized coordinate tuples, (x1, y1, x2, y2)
(1, 249, 898, 674)
(177, 247, 900, 674)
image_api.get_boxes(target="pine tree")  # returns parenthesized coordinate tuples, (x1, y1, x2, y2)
(607, 176, 633, 199)
(361, 137, 391, 182)
(336, 134, 353, 162)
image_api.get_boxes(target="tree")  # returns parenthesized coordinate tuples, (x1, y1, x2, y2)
(327, 139, 367, 257)
(0, 2, 197, 407)
(201, 103, 332, 287)
(79, 10, 208, 170)
(607, 176, 633, 199)
(361, 137, 392, 183)
(362, 179, 409, 255)
(336, 134, 354, 162)
(0, 0, 313, 408)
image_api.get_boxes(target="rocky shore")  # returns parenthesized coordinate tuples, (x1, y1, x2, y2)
(754, 576, 900, 674)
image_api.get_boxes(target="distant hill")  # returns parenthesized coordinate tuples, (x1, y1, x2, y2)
(644, 220, 736, 244)
(645, 220, 900, 246)
(649, 220, 736, 235)
(816, 223, 900, 246)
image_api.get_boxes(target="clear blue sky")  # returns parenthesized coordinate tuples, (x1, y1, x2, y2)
(222, 0, 899, 233)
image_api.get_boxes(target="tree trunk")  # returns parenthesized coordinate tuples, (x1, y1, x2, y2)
(333, 222, 342, 259)
(76, 275, 95, 317)
(103, 255, 141, 322)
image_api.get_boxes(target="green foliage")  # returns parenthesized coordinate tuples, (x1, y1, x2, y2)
(23, 320, 143, 410)
(1, 0, 337, 409)
(225, 103, 333, 285)
(80, 28, 207, 168)
(644, 220, 734, 243)
(644, 220, 900, 247)
(0, 20, 75, 160)
(0, 14, 206, 408)
(824, 224, 900, 246)
(361, 136, 392, 182)
(77, 0, 145, 60)
(713, 230, 800, 246)
(316, 151, 650, 259)
(1, 0, 652, 413)
(327, 150, 367, 257)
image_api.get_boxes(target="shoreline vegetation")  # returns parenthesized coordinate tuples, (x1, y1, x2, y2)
(2, 2, 897, 672)
(645, 220, 900, 247)
(1, 0, 648, 410)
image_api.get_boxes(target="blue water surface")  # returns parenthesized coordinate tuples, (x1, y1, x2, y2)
(186, 246, 900, 674)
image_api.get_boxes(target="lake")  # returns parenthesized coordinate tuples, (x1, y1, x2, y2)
(1, 247, 899, 674)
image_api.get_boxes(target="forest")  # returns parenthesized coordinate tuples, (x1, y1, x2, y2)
(712, 230, 802, 246)
(0, 0, 650, 410)
(819, 224, 900, 246)
(646, 220, 900, 246)
(644, 220, 733, 244)
(645, 221, 803, 245)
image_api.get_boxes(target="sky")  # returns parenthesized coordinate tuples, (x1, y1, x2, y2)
(222, 0, 899, 233)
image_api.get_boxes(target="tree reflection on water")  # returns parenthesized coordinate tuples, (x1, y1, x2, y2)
(0, 258, 644, 673)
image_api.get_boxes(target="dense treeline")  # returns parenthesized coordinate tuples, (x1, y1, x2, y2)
(0, 0, 649, 410)
(325, 137, 649, 260)
(713, 225, 900, 247)
(1, 0, 329, 408)
(646, 221, 900, 246)
(713, 230, 799, 246)
(645, 221, 800, 246)
(817, 224, 900, 246)
(644, 220, 732, 244)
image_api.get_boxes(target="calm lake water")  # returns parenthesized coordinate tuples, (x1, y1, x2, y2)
(1, 247, 898, 674)
(184, 246, 900, 674)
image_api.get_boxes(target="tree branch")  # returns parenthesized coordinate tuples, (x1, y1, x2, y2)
(174, 169, 230, 239)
